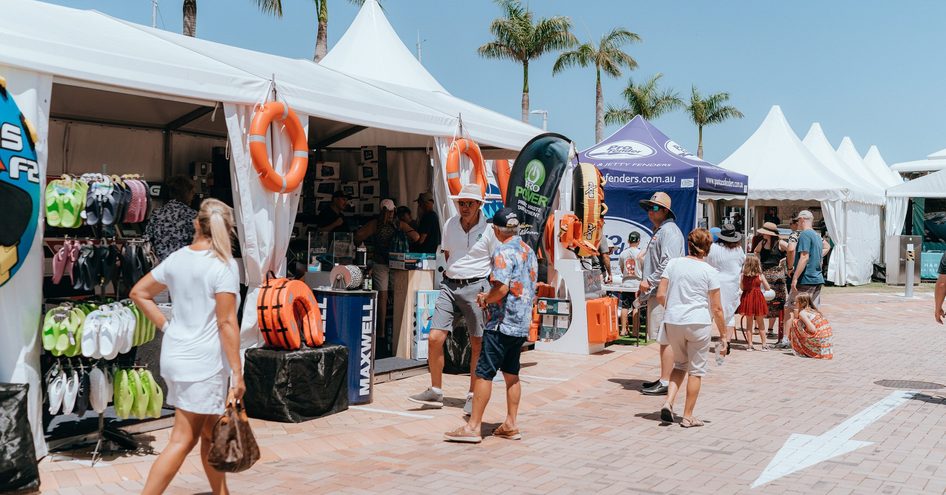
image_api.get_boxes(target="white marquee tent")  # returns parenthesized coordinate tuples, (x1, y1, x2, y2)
(837, 137, 888, 191)
(803, 124, 883, 197)
(891, 147, 946, 174)
(863, 145, 903, 186)
(720, 106, 883, 286)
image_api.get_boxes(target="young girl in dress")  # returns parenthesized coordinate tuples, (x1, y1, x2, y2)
(788, 293, 833, 359)
(737, 255, 771, 350)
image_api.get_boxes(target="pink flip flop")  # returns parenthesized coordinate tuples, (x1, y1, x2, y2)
(51, 242, 68, 284)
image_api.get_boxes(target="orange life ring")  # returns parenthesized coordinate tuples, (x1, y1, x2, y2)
(445, 138, 487, 197)
(257, 277, 324, 350)
(249, 102, 309, 193)
(543, 214, 556, 262)
(494, 159, 511, 203)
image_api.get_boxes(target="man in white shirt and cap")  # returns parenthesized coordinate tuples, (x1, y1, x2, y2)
(409, 184, 500, 415)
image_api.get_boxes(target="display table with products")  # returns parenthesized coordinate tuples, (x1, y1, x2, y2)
(390, 268, 434, 359)
(243, 345, 349, 423)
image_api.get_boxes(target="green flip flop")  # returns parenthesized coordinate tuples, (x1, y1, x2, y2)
(146, 371, 164, 418)
(129, 369, 149, 419)
(54, 311, 71, 353)
(69, 181, 89, 228)
(42, 311, 60, 351)
(113, 369, 133, 420)
(45, 182, 62, 227)
(64, 308, 86, 357)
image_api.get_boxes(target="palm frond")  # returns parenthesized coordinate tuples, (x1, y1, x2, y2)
(604, 104, 636, 126)
(254, 0, 283, 16)
(531, 16, 576, 56)
(478, 41, 519, 62)
(553, 43, 593, 74)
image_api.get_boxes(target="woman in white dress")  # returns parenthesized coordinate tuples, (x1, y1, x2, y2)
(131, 198, 245, 495)
(706, 223, 745, 353)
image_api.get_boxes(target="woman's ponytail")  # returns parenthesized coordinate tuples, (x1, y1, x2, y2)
(197, 199, 234, 262)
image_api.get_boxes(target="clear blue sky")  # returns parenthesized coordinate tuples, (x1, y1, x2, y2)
(44, 0, 946, 165)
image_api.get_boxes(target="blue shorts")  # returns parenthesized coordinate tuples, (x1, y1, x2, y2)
(475, 330, 527, 380)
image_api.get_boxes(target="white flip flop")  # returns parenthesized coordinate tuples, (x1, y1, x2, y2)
(47, 372, 66, 415)
(89, 367, 108, 414)
(61, 370, 79, 415)
(81, 310, 102, 359)
(119, 307, 136, 354)
(100, 311, 120, 360)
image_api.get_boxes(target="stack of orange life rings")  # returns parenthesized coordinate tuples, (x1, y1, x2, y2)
(249, 101, 309, 193)
(257, 276, 324, 350)
(572, 162, 608, 257)
(445, 138, 487, 198)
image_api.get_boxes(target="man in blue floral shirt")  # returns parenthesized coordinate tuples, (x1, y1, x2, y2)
(444, 207, 537, 444)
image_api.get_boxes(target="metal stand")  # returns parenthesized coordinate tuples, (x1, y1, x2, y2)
(90, 413, 105, 466)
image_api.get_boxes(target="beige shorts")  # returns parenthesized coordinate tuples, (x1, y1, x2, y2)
(663, 323, 712, 377)
(786, 284, 822, 309)
(646, 302, 667, 343)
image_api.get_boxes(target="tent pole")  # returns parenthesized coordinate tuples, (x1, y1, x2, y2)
(744, 196, 749, 250)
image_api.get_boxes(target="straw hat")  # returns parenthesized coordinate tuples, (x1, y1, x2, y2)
(756, 221, 780, 237)
(638, 192, 675, 219)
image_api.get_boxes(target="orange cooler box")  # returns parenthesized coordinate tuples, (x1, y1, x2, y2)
(587, 296, 619, 344)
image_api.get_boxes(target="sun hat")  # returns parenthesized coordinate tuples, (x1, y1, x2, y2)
(380, 199, 395, 211)
(638, 192, 675, 219)
(492, 207, 520, 228)
(717, 223, 744, 243)
(449, 183, 485, 202)
(756, 221, 780, 237)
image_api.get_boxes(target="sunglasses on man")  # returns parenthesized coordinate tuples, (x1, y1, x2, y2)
(458, 200, 478, 208)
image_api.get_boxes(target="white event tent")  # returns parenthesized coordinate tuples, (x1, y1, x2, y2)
(803, 124, 882, 197)
(1, 0, 539, 458)
(891, 148, 946, 174)
(863, 145, 903, 186)
(720, 106, 883, 286)
(320, 0, 542, 220)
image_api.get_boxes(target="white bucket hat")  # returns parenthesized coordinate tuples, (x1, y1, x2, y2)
(449, 183, 485, 202)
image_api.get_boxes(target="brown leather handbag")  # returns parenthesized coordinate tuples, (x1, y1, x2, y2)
(208, 401, 260, 473)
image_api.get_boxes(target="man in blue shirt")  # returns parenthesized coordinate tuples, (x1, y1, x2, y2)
(788, 210, 825, 308)
(444, 208, 537, 444)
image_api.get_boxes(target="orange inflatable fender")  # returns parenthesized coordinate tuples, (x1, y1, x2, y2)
(494, 159, 511, 203)
(249, 102, 309, 193)
(257, 277, 324, 350)
(445, 138, 487, 197)
(573, 162, 608, 257)
(558, 214, 583, 249)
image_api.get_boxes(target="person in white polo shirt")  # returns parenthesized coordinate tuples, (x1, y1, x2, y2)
(409, 184, 499, 415)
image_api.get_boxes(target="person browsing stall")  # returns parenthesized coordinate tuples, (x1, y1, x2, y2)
(444, 207, 537, 443)
(618, 231, 643, 337)
(408, 184, 498, 415)
(400, 192, 440, 254)
(131, 199, 244, 495)
(355, 199, 399, 341)
(638, 192, 686, 396)
(315, 190, 353, 234)
(146, 175, 198, 262)
(787, 210, 825, 308)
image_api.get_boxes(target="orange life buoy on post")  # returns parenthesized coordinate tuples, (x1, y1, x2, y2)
(257, 277, 324, 350)
(445, 138, 487, 197)
(494, 159, 511, 203)
(249, 102, 309, 193)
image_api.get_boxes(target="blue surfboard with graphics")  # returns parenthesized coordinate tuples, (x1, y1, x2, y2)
(0, 77, 40, 287)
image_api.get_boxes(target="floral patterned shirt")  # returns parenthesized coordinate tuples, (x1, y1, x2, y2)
(145, 200, 197, 261)
(486, 235, 538, 338)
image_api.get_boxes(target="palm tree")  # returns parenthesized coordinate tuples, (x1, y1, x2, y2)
(686, 86, 743, 158)
(604, 73, 683, 125)
(183, 0, 196, 37)
(478, 0, 576, 122)
(313, 0, 368, 62)
(553, 27, 640, 142)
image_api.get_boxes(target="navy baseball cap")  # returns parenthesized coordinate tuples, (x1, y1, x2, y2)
(492, 207, 520, 228)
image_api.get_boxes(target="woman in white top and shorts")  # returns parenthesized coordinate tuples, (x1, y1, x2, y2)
(706, 223, 745, 352)
(131, 198, 245, 495)
(656, 229, 727, 428)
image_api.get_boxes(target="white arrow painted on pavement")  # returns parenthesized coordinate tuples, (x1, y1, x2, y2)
(752, 390, 917, 488)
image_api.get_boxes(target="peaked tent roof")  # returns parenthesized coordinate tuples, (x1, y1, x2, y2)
(719, 106, 882, 204)
(890, 147, 946, 173)
(579, 115, 748, 195)
(863, 145, 903, 186)
(836, 136, 888, 191)
(887, 167, 946, 198)
(320, 0, 541, 151)
(802, 124, 879, 195)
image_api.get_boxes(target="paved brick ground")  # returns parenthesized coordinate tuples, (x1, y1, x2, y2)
(37, 287, 946, 494)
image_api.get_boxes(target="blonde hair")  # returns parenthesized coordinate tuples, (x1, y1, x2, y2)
(742, 255, 762, 277)
(197, 198, 235, 262)
(795, 293, 819, 313)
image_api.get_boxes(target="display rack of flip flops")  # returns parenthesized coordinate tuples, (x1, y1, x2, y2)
(41, 299, 163, 463)
(42, 171, 162, 463)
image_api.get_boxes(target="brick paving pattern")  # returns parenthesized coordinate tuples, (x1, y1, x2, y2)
(37, 288, 946, 494)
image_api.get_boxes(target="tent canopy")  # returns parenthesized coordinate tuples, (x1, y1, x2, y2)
(720, 106, 882, 205)
(887, 168, 946, 198)
(863, 145, 903, 186)
(320, 0, 541, 151)
(802, 123, 881, 196)
(579, 115, 747, 195)
(836, 136, 889, 190)
(891, 147, 946, 173)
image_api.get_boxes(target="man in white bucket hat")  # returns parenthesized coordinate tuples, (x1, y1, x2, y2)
(409, 184, 500, 416)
